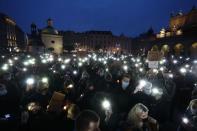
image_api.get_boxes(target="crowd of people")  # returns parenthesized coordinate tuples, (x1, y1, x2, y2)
(0, 51, 196, 131)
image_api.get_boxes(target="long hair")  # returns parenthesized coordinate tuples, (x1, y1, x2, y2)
(67, 104, 80, 120)
(127, 103, 149, 128)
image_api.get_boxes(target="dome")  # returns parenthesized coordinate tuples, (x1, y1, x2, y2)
(42, 26, 59, 35)
(42, 18, 58, 35)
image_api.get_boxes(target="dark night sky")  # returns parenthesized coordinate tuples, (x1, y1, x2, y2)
(0, 0, 196, 37)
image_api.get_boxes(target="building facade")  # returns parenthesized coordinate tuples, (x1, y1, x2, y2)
(58, 30, 132, 53)
(74, 31, 132, 53)
(27, 23, 45, 53)
(28, 19, 63, 54)
(133, 6, 197, 57)
(0, 13, 26, 53)
(59, 31, 77, 52)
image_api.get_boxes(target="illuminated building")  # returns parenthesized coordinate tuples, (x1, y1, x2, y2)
(133, 6, 197, 57)
(59, 31, 77, 52)
(75, 31, 132, 53)
(57, 30, 132, 53)
(27, 23, 45, 53)
(27, 18, 63, 54)
(0, 13, 27, 53)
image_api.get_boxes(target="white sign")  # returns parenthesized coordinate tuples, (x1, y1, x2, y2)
(148, 61, 159, 69)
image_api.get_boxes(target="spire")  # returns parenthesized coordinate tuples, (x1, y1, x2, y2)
(31, 22, 37, 35)
(47, 18, 53, 27)
(31, 22, 36, 28)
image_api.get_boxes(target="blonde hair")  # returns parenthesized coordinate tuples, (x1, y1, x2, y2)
(127, 103, 149, 128)
(67, 104, 80, 120)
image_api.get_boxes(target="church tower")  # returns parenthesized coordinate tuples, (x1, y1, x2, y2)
(31, 23, 37, 35)
(41, 18, 63, 54)
(47, 18, 53, 27)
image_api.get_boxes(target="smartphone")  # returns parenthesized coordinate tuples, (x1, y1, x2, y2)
(4, 114, 11, 119)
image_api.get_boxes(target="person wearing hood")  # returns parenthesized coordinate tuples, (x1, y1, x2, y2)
(111, 73, 136, 114)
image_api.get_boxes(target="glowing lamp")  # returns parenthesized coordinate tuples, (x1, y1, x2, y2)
(185, 64, 190, 68)
(2, 64, 8, 71)
(68, 84, 74, 88)
(123, 65, 128, 71)
(168, 74, 173, 78)
(78, 62, 83, 67)
(64, 59, 71, 64)
(159, 67, 164, 71)
(139, 80, 146, 87)
(182, 117, 189, 124)
(63, 105, 67, 110)
(73, 70, 77, 75)
(173, 60, 178, 64)
(180, 68, 187, 74)
(42, 77, 48, 83)
(61, 65, 66, 70)
(152, 88, 160, 95)
(139, 68, 143, 72)
(26, 78, 35, 85)
(102, 99, 111, 110)
(23, 68, 27, 72)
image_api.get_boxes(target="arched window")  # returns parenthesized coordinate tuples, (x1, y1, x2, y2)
(161, 45, 170, 56)
(190, 42, 197, 57)
(174, 43, 184, 56)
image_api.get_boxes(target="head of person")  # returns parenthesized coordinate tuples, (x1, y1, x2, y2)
(121, 74, 131, 90)
(67, 104, 80, 120)
(188, 99, 197, 115)
(127, 103, 149, 128)
(75, 110, 100, 131)
(81, 70, 89, 80)
(97, 68, 105, 77)
(36, 81, 49, 95)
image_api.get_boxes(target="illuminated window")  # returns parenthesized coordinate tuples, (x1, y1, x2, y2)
(174, 43, 184, 55)
(156, 34, 160, 38)
(157, 28, 166, 38)
(166, 32, 171, 37)
(160, 28, 165, 38)
(176, 30, 182, 35)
